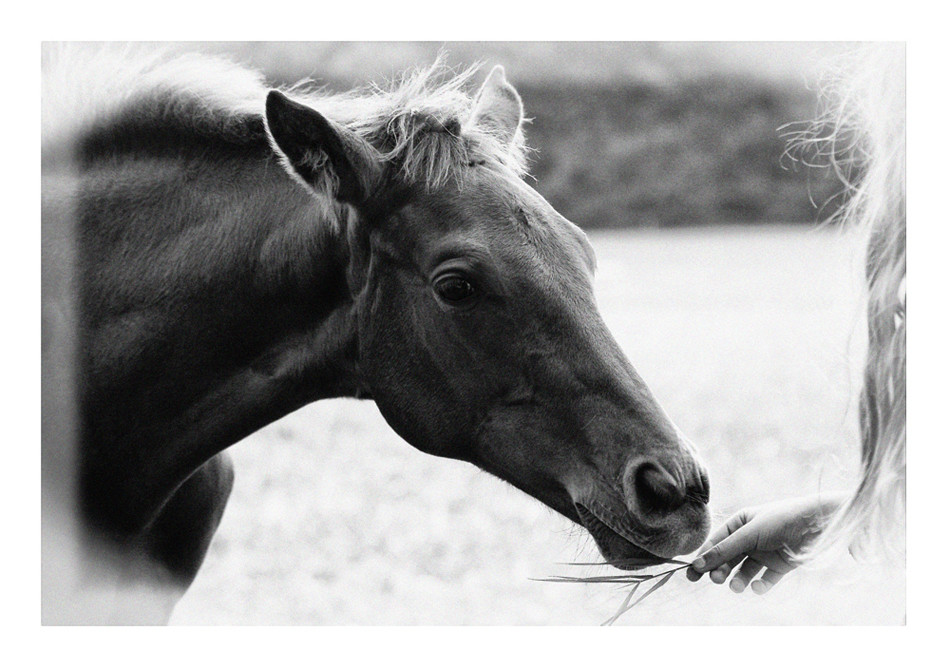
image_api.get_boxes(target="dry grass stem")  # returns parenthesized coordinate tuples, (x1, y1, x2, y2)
(534, 558, 691, 625)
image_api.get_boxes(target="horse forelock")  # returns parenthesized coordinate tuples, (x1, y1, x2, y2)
(288, 60, 529, 190)
(44, 45, 529, 200)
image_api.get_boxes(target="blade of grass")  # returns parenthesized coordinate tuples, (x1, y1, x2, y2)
(601, 581, 640, 626)
(536, 559, 691, 625)
(534, 565, 686, 585)
(600, 570, 679, 626)
(559, 558, 691, 567)
(537, 573, 650, 581)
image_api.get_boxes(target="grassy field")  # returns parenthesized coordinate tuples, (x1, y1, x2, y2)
(171, 225, 904, 625)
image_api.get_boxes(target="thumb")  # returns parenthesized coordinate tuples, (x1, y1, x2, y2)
(691, 524, 759, 572)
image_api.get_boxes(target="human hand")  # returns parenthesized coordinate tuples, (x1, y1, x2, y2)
(685, 492, 846, 594)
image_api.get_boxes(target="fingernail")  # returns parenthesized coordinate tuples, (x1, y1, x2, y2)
(751, 581, 768, 595)
(691, 557, 706, 570)
(729, 579, 744, 593)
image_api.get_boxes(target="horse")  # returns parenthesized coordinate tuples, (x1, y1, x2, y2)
(45, 47, 711, 621)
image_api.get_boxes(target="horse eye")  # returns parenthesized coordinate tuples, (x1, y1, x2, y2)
(435, 276, 476, 303)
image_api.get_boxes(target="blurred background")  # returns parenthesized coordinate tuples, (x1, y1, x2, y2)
(178, 41, 849, 229)
(122, 42, 901, 624)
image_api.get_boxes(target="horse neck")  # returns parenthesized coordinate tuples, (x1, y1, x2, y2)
(80, 137, 362, 524)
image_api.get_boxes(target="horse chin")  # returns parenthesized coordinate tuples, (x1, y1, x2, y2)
(574, 503, 667, 571)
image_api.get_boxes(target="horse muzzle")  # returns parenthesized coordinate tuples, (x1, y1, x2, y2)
(569, 453, 711, 568)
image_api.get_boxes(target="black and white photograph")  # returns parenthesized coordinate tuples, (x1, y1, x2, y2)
(39, 35, 914, 634)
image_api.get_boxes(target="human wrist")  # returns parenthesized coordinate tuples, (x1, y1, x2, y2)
(799, 491, 848, 536)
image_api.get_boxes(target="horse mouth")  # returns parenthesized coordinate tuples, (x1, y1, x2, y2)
(574, 503, 666, 570)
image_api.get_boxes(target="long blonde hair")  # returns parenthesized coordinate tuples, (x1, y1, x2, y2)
(793, 43, 906, 561)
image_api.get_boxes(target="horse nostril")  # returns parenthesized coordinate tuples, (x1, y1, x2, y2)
(633, 462, 686, 513)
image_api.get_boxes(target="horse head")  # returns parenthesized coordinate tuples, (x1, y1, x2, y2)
(264, 66, 710, 565)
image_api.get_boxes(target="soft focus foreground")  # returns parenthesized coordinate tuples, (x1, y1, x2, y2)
(172, 225, 904, 625)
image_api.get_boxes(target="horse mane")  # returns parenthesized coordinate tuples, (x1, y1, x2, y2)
(43, 44, 529, 192)
(42, 44, 267, 151)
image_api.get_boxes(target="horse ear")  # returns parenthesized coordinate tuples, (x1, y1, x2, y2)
(467, 65, 523, 145)
(264, 90, 382, 205)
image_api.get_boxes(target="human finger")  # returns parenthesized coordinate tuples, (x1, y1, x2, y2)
(729, 557, 765, 593)
(692, 524, 757, 573)
(688, 550, 742, 582)
(694, 510, 749, 556)
(750, 568, 786, 595)
(685, 560, 734, 583)
(747, 549, 796, 575)
(709, 556, 743, 584)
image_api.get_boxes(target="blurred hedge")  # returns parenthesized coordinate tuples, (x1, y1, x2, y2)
(518, 79, 842, 229)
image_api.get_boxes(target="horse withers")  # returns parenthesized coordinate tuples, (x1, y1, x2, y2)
(60, 50, 710, 619)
